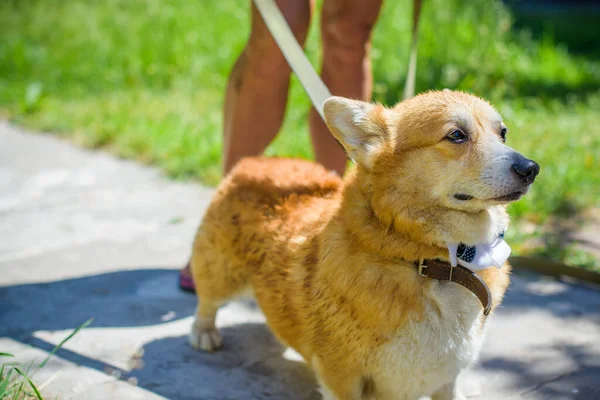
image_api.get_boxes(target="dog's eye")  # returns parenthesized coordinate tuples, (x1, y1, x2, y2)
(446, 130, 468, 143)
(500, 127, 508, 142)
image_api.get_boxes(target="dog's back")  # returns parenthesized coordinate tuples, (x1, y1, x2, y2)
(220, 157, 341, 209)
(190, 157, 341, 316)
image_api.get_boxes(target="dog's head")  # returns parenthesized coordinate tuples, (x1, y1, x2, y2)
(324, 90, 539, 213)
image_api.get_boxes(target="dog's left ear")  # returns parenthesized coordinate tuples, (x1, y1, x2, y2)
(323, 96, 389, 168)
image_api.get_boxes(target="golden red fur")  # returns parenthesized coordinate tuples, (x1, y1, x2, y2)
(189, 91, 538, 399)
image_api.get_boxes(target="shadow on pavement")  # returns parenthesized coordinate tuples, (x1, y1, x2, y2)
(0, 269, 320, 398)
(501, 270, 600, 323)
(132, 324, 319, 400)
(482, 341, 600, 399)
(0, 269, 197, 336)
(2, 268, 600, 399)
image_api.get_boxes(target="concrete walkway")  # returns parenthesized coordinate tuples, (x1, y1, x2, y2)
(1, 121, 599, 400)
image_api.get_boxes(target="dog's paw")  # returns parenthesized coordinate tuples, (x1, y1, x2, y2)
(189, 328, 222, 352)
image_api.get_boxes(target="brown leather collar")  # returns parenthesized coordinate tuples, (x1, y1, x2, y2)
(415, 259, 492, 316)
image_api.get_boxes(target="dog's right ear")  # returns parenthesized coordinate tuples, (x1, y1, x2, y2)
(323, 96, 388, 168)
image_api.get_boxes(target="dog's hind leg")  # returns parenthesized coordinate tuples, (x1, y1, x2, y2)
(189, 299, 223, 352)
(188, 228, 252, 352)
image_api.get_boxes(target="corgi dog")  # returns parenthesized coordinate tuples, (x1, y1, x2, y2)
(188, 90, 539, 399)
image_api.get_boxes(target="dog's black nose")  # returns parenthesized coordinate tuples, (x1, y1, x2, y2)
(512, 157, 540, 183)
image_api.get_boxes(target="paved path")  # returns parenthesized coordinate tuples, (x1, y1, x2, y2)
(1, 122, 599, 400)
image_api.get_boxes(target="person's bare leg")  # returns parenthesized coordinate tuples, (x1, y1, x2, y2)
(181, 0, 313, 291)
(223, 0, 314, 173)
(309, 0, 384, 176)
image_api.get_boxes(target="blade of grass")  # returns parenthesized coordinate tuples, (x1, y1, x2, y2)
(23, 359, 35, 377)
(2, 386, 16, 399)
(20, 386, 37, 398)
(37, 370, 61, 392)
(14, 367, 43, 400)
(0, 353, 15, 357)
(12, 378, 25, 400)
(21, 360, 40, 398)
(3, 387, 16, 399)
(4, 386, 16, 399)
(0, 368, 13, 395)
(39, 317, 93, 368)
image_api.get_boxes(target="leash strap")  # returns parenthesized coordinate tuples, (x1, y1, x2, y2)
(403, 0, 423, 100)
(254, 0, 424, 115)
(253, 0, 332, 120)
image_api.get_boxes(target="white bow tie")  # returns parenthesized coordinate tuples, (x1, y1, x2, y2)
(447, 234, 511, 271)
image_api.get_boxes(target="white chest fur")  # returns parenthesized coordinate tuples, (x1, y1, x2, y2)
(372, 282, 487, 399)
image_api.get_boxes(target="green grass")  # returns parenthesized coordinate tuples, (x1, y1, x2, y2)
(1, 0, 599, 268)
(0, 319, 93, 399)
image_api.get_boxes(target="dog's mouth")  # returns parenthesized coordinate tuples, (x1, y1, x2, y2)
(490, 190, 524, 202)
(454, 193, 474, 201)
(454, 190, 526, 202)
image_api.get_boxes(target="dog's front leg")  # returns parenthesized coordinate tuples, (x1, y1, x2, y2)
(313, 356, 366, 400)
(430, 378, 467, 400)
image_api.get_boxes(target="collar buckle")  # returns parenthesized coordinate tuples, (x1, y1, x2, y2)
(417, 260, 427, 276)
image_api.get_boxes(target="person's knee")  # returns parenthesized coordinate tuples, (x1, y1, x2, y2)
(321, 4, 381, 66)
(244, 1, 312, 79)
